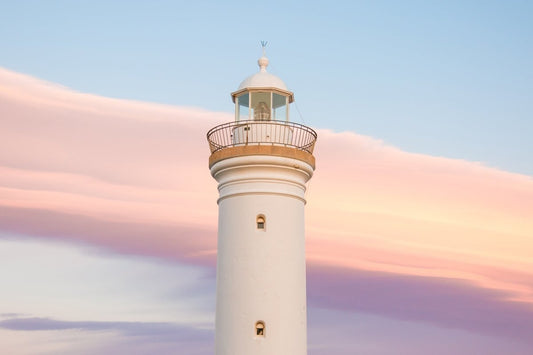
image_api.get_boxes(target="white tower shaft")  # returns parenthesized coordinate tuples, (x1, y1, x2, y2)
(211, 155, 313, 355)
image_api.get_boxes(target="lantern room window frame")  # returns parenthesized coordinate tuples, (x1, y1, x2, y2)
(234, 89, 291, 122)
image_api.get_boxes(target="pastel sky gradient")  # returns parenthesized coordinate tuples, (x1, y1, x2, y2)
(1, 1, 532, 354)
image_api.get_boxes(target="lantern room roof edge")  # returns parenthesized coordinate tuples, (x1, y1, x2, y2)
(231, 87, 295, 103)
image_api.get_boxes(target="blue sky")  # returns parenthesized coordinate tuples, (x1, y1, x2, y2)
(1, 0, 532, 174)
(1, 1, 533, 354)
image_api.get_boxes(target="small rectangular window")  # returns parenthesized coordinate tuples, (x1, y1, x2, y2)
(256, 215, 265, 230)
(255, 321, 265, 337)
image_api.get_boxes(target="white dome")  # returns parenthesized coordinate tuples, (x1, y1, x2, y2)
(238, 71, 288, 91)
(237, 56, 289, 91)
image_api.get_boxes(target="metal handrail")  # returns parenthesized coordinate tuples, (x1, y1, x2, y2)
(207, 120, 317, 154)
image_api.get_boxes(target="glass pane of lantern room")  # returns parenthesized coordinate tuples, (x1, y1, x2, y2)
(272, 93, 287, 121)
(251, 92, 271, 121)
(237, 93, 249, 121)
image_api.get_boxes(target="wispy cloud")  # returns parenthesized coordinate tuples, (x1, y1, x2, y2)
(0, 316, 213, 355)
(0, 317, 211, 340)
(0, 313, 25, 319)
(0, 206, 216, 266)
(308, 265, 533, 343)
(1, 67, 532, 344)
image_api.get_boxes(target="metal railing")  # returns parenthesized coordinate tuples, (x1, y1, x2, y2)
(207, 120, 317, 154)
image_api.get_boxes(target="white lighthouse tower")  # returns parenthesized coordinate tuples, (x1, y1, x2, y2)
(207, 48, 317, 355)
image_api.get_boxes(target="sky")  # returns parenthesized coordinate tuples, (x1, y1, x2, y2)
(0, 1, 532, 354)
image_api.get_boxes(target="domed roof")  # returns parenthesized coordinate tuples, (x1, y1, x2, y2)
(232, 54, 294, 103)
(237, 56, 289, 91)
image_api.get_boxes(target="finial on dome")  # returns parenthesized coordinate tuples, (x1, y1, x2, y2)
(258, 40, 269, 72)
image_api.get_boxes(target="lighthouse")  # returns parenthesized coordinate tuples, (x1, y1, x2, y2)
(207, 47, 317, 355)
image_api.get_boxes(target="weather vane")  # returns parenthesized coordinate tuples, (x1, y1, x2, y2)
(261, 40, 268, 56)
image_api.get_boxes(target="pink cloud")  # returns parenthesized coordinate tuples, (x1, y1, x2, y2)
(1, 67, 533, 340)
(306, 130, 533, 304)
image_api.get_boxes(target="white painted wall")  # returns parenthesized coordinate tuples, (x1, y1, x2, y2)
(211, 155, 314, 355)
